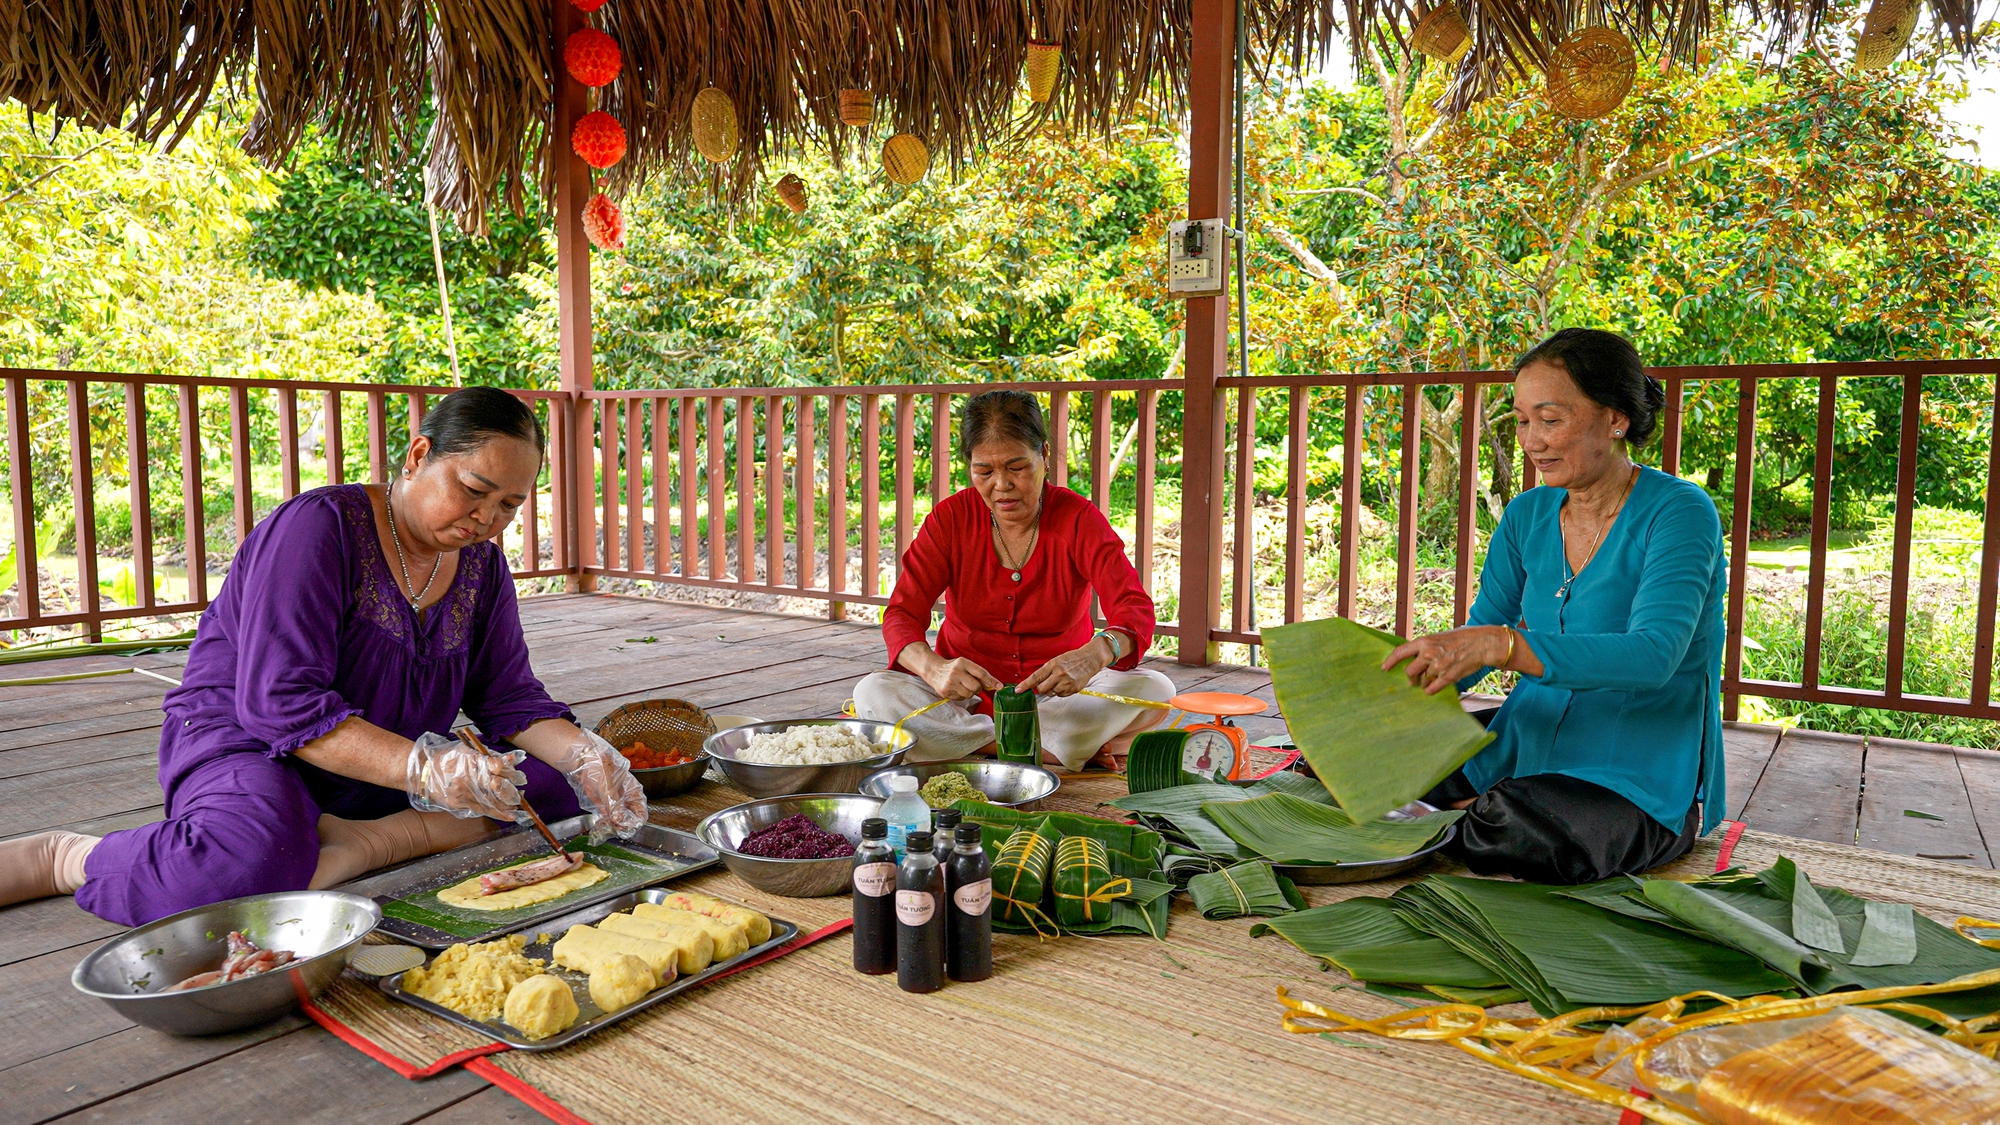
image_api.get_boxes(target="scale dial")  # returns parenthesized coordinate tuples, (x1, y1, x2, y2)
(1181, 727, 1240, 781)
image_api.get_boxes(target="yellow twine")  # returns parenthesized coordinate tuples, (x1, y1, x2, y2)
(1957, 916, 2000, 949)
(1077, 689, 1172, 709)
(884, 697, 952, 749)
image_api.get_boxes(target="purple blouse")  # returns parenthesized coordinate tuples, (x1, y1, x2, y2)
(160, 485, 571, 810)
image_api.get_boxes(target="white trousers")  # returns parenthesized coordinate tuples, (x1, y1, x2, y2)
(854, 667, 1177, 771)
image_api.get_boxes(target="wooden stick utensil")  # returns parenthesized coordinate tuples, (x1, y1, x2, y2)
(457, 729, 568, 857)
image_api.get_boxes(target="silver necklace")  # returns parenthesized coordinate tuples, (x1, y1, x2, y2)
(992, 503, 1041, 583)
(384, 477, 442, 610)
(1556, 465, 1637, 600)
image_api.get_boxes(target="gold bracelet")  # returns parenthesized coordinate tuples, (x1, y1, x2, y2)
(1500, 625, 1516, 668)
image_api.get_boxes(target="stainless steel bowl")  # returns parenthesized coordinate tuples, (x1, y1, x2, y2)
(696, 793, 885, 897)
(631, 753, 709, 799)
(703, 719, 913, 800)
(859, 759, 1060, 810)
(71, 890, 381, 1036)
(1275, 800, 1459, 885)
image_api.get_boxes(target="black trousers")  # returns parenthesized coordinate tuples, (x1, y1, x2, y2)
(1422, 769, 1698, 885)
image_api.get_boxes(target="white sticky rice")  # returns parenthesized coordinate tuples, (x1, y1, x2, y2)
(736, 725, 887, 765)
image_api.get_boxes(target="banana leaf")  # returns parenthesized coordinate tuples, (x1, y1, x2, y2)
(1252, 897, 1510, 989)
(1424, 983, 1529, 1006)
(1791, 870, 1847, 954)
(958, 802, 1164, 866)
(1126, 730, 1197, 792)
(964, 804, 1174, 939)
(1200, 792, 1464, 864)
(1186, 861, 1305, 919)
(1060, 846, 1172, 938)
(1107, 784, 1255, 861)
(1262, 617, 1494, 823)
(1399, 877, 1795, 1014)
(1244, 769, 1339, 805)
(1850, 901, 1917, 967)
(1641, 878, 1826, 979)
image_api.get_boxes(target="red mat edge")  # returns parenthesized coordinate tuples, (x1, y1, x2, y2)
(1712, 819, 1748, 872)
(306, 917, 854, 1083)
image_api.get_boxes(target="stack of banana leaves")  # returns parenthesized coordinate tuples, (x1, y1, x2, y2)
(1106, 765, 1464, 893)
(950, 802, 1176, 939)
(1253, 857, 2000, 1020)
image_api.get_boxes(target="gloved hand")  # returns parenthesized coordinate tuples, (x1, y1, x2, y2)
(406, 731, 526, 820)
(542, 728, 648, 843)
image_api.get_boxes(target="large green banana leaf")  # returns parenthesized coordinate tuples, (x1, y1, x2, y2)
(1107, 784, 1255, 861)
(1252, 897, 1510, 989)
(1262, 617, 1494, 823)
(1199, 792, 1464, 864)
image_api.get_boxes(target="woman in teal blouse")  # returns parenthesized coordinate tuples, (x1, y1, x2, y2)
(1384, 328, 1726, 884)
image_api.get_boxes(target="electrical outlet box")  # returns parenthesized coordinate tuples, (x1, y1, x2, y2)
(1166, 218, 1227, 298)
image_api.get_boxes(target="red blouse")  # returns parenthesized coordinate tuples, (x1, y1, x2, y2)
(882, 485, 1156, 685)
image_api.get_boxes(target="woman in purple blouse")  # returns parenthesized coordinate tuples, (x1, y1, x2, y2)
(0, 387, 647, 926)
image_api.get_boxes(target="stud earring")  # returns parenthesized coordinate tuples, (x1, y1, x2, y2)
(1613, 430, 1623, 437)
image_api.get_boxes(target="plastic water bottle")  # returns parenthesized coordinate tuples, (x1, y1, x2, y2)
(880, 775, 929, 860)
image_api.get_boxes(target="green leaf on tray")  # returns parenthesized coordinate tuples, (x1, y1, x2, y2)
(1243, 768, 1339, 804)
(1199, 792, 1463, 865)
(1850, 900, 1918, 967)
(1108, 785, 1256, 862)
(1788, 864, 1847, 955)
(1262, 617, 1495, 824)
(1251, 897, 1510, 989)
(1186, 861, 1302, 920)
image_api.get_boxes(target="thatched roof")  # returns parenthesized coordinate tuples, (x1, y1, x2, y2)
(1, 0, 1986, 227)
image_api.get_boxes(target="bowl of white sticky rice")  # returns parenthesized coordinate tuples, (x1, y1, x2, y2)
(704, 719, 913, 799)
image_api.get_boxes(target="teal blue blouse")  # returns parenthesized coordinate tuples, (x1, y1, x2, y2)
(1456, 466, 1728, 834)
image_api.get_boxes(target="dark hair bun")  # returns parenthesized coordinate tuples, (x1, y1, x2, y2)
(958, 390, 1049, 461)
(419, 386, 546, 459)
(1514, 328, 1661, 444)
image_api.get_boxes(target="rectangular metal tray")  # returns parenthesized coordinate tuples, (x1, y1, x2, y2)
(377, 888, 799, 1050)
(340, 816, 718, 948)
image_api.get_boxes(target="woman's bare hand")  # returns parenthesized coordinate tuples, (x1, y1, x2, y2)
(1018, 643, 1109, 697)
(923, 657, 1003, 702)
(1381, 626, 1514, 695)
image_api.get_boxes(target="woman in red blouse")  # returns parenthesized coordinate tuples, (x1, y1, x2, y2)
(855, 390, 1173, 770)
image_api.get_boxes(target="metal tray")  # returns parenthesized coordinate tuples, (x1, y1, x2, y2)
(377, 889, 798, 1050)
(1275, 800, 1458, 885)
(340, 816, 718, 948)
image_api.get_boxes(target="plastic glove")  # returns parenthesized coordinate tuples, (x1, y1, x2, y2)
(406, 731, 526, 820)
(542, 728, 649, 843)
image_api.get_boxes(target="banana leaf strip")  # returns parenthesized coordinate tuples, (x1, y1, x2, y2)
(1640, 878, 1827, 979)
(1790, 865, 1847, 954)
(1186, 861, 1304, 919)
(1850, 900, 1918, 967)
(1423, 983, 1529, 1006)
(1251, 897, 1510, 989)
(1125, 730, 1196, 793)
(1200, 792, 1464, 864)
(1244, 769, 1339, 804)
(1108, 784, 1255, 861)
(1262, 617, 1494, 823)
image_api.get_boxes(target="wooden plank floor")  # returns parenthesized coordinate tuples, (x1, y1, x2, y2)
(2, 591, 1995, 1123)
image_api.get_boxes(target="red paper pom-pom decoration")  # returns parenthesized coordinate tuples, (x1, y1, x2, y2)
(572, 111, 627, 169)
(564, 27, 622, 87)
(582, 193, 625, 251)
(566, 0, 608, 11)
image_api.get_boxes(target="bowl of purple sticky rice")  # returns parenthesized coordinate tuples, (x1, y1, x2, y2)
(696, 793, 885, 898)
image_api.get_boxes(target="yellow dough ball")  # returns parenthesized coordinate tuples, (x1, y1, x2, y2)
(503, 974, 579, 1041)
(588, 952, 658, 1012)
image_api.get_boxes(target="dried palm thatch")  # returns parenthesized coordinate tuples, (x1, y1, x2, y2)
(0, 0, 1987, 227)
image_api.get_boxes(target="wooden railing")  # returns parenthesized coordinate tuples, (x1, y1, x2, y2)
(7, 360, 2000, 727)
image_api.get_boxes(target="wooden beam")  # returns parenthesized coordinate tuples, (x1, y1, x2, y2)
(553, 0, 596, 592)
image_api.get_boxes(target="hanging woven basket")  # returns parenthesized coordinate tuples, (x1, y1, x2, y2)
(882, 133, 930, 185)
(1024, 40, 1062, 103)
(1545, 27, 1637, 120)
(572, 110, 627, 169)
(1412, 6, 1471, 63)
(837, 88, 876, 127)
(776, 173, 808, 214)
(582, 193, 625, 251)
(1854, 0, 1918, 68)
(691, 86, 740, 164)
(564, 27, 622, 88)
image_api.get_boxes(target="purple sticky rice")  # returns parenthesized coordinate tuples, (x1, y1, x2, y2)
(736, 813, 856, 859)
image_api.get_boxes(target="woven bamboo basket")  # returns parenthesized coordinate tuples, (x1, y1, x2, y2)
(776, 173, 808, 213)
(882, 133, 930, 185)
(1024, 40, 1062, 103)
(1545, 26, 1637, 120)
(837, 88, 875, 126)
(691, 86, 739, 164)
(594, 699, 716, 760)
(1854, 0, 1918, 68)
(1413, 6, 1471, 63)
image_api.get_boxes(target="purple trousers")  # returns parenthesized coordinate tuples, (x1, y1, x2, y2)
(77, 749, 582, 927)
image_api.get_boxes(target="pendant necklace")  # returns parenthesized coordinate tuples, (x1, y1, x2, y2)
(1556, 465, 1637, 600)
(992, 500, 1041, 583)
(385, 477, 443, 610)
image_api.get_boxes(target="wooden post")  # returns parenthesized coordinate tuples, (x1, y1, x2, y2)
(1177, 0, 1234, 665)
(553, 0, 596, 592)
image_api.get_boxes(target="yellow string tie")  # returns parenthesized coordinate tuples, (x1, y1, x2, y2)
(1957, 916, 2000, 949)
(887, 697, 953, 749)
(1077, 689, 1173, 708)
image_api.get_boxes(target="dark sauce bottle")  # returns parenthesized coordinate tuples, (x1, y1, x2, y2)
(851, 818, 896, 975)
(945, 822, 993, 983)
(896, 830, 945, 994)
(931, 807, 962, 870)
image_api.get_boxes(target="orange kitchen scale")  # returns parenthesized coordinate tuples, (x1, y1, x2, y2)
(1120, 691, 1300, 785)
